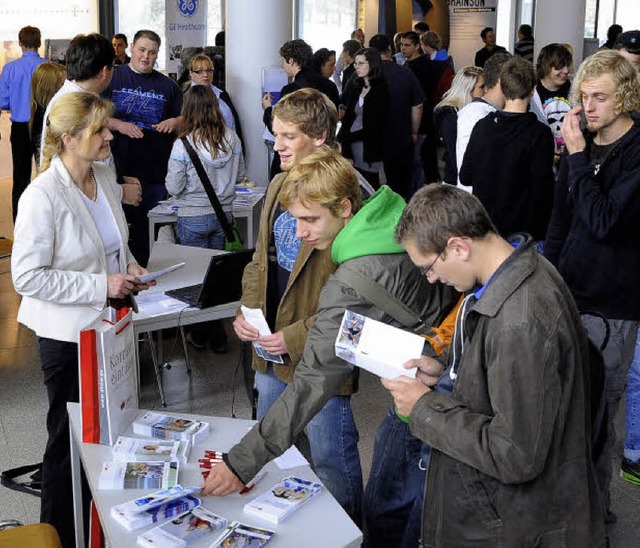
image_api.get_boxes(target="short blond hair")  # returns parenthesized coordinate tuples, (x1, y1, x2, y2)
(571, 50, 640, 115)
(41, 92, 113, 172)
(272, 88, 339, 150)
(279, 147, 362, 216)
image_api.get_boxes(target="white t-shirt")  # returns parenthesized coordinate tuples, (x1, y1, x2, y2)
(81, 185, 122, 275)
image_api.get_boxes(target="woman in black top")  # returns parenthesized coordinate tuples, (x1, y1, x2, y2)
(338, 48, 389, 188)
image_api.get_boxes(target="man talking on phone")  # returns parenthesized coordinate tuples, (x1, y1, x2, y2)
(545, 49, 640, 531)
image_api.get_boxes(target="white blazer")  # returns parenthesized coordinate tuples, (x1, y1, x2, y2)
(12, 156, 136, 343)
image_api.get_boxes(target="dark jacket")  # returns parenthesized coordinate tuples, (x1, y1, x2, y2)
(411, 239, 605, 547)
(433, 105, 458, 185)
(341, 63, 356, 96)
(405, 55, 452, 134)
(338, 81, 389, 163)
(459, 111, 555, 240)
(262, 68, 340, 131)
(545, 120, 640, 320)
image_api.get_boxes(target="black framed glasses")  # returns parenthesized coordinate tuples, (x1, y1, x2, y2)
(418, 252, 443, 277)
(191, 68, 214, 75)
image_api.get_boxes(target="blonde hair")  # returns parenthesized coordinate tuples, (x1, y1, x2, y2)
(571, 50, 640, 115)
(30, 62, 66, 134)
(279, 147, 362, 216)
(435, 66, 484, 111)
(41, 92, 113, 172)
(189, 53, 213, 72)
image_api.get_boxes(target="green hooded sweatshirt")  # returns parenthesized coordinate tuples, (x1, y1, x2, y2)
(331, 185, 406, 265)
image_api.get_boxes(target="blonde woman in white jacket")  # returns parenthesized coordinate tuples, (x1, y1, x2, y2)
(165, 84, 244, 350)
(11, 92, 152, 546)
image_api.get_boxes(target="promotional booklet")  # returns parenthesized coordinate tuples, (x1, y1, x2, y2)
(136, 506, 231, 548)
(112, 436, 190, 463)
(111, 485, 201, 531)
(243, 476, 322, 525)
(133, 412, 209, 444)
(98, 460, 179, 490)
(213, 521, 275, 547)
(334, 310, 425, 380)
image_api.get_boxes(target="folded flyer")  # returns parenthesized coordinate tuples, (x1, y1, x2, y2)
(240, 306, 284, 364)
(111, 485, 201, 531)
(335, 310, 425, 380)
(133, 412, 209, 444)
(137, 262, 186, 284)
(212, 521, 274, 547)
(243, 476, 322, 524)
(137, 506, 231, 548)
(98, 460, 179, 490)
(112, 436, 190, 463)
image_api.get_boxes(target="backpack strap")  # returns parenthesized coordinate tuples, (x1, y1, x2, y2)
(334, 266, 428, 334)
(180, 136, 241, 245)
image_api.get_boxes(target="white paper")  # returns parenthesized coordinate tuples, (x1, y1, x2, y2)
(240, 306, 284, 364)
(138, 262, 186, 284)
(275, 446, 309, 469)
(335, 310, 424, 380)
(135, 292, 190, 316)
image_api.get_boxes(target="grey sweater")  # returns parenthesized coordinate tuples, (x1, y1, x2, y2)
(165, 127, 245, 216)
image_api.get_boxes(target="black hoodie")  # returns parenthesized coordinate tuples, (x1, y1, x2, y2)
(459, 110, 555, 240)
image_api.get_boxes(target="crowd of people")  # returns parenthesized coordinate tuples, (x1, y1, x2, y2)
(1, 17, 640, 548)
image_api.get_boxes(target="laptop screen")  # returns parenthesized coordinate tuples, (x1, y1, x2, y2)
(199, 249, 254, 308)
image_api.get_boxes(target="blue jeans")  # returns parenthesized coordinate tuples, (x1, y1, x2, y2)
(255, 366, 363, 524)
(625, 330, 640, 463)
(177, 212, 232, 250)
(362, 369, 454, 547)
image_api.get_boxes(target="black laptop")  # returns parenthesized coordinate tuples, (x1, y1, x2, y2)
(165, 249, 254, 309)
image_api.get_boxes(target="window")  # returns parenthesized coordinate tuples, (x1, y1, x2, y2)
(297, 0, 358, 55)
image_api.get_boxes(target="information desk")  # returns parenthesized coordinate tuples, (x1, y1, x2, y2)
(148, 191, 265, 252)
(133, 243, 243, 405)
(67, 404, 363, 548)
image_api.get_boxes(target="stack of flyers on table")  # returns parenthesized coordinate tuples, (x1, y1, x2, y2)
(112, 436, 190, 463)
(137, 506, 275, 547)
(240, 306, 283, 364)
(334, 310, 426, 380)
(243, 476, 322, 524)
(133, 412, 209, 445)
(98, 460, 179, 490)
(111, 485, 201, 531)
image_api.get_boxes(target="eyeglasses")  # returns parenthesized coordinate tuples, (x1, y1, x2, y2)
(418, 252, 443, 277)
(191, 68, 214, 75)
(354, 61, 368, 67)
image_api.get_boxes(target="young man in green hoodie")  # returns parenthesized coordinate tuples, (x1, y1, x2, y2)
(202, 149, 457, 544)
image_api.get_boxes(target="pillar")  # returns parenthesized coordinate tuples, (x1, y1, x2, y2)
(534, 0, 587, 63)
(226, 0, 292, 186)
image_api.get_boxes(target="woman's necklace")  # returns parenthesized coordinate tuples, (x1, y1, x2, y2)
(89, 168, 98, 202)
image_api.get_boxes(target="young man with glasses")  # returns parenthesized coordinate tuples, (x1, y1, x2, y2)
(202, 149, 457, 544)
(384, 183, 605, 547)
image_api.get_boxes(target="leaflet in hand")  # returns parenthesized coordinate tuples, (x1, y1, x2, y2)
(243, 476, 322, 524)
(136, 506, 231, 548)
(133, 412, 209, 445)
(112, 436, 190, 463)
(137, 262, 186, 284)
(240, 306, 284, 364)
(335, 310, 425, 380)
(111, 485, 201, 531)
(98, 460, 179, 490)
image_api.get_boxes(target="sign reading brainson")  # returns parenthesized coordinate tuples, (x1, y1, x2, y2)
(165, 0, 208, 76)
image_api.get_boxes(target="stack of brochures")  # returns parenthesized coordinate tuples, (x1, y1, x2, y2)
(137, 506, 275, 547)
(111, 486, 201, 531)
(98, 460, 179, 490)
(243, 476, 323, 524)
(112, 436, 190, 463)
(133, 412, 209, 445)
